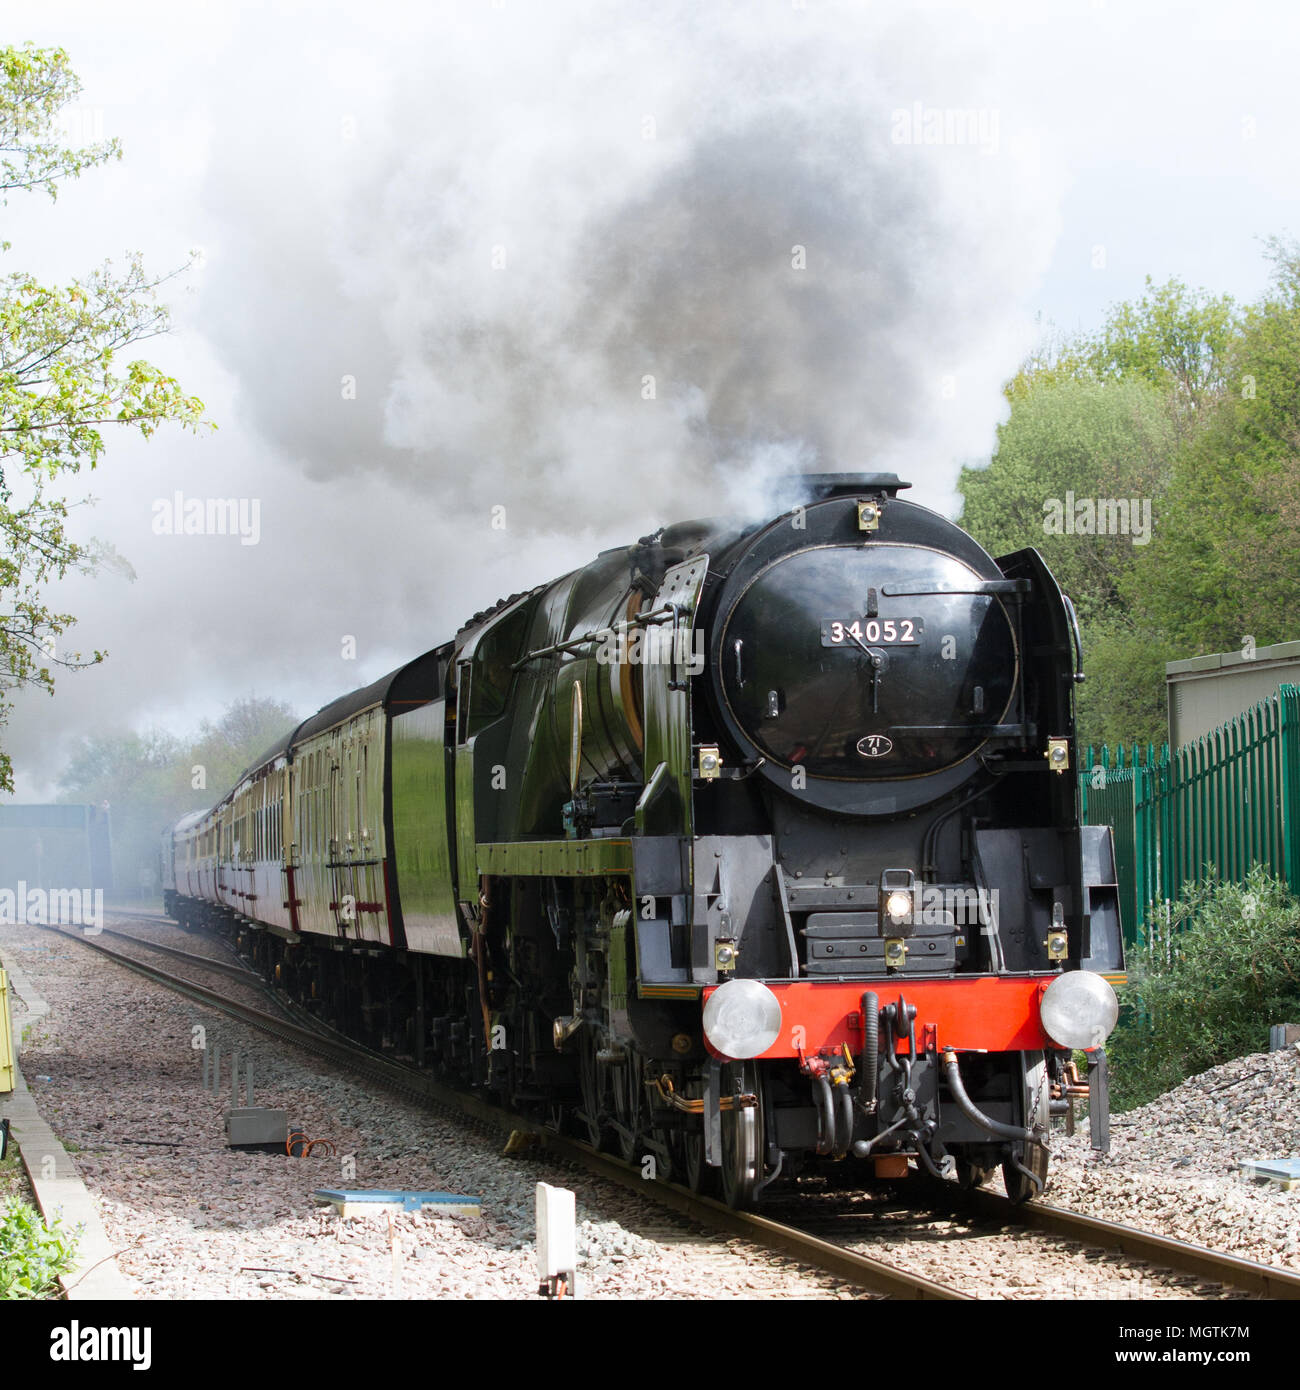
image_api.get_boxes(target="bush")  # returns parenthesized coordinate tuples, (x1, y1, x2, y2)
(0, 1196, 79, 1299)
(1106, 867, 1300, 1110)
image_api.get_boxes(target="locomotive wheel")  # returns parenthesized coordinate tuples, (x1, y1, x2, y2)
(1003, 1053, 1051, 1204)
(678, 1125, 713, 1195)
(955, 1159, 994, 1191)
(612, 1052, 644, 1164)
(669, 1079, 712, 1194)
(578, 1035, 613, 1151)
(719, 1061, 764, 1209)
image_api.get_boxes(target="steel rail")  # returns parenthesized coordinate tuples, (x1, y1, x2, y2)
(45, 923, 964, 1300)
(45, 925, 439, 1105)
(954, 1186, 1300, 1300)
(93, 925, 264, 984)
(55, 921, 1300, 1300)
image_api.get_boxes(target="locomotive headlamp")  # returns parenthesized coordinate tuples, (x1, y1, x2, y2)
(885, 891, 913, 922)
(698, 746, 723, 780)
(879, 868, 916, 934)
(1040, 970, 1119, 1051)
(1045, 902, 1068, 961)
(1045, 737, 1070, 774)
(702, 979, 783, 1060)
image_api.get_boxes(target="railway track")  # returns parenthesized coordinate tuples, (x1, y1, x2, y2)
(45, 914, 1300, 1301)
(87, 924, 264, 985)
(766, 1184, 1297, 1301)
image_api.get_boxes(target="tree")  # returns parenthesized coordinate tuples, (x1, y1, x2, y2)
(959, 378, 1180, 747)
(1129, 241, 1300, 656)
(959, 377, 1176, 614)
(1080, 275, 1239, 422)
(0, 43, 208, 792)
(961, 274, 1253, 748)
(58, 696, 298, 899)
(189, 697, 300, 799)
(1001, 279, 1238, 420)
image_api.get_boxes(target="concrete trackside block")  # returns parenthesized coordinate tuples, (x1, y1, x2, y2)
(536, 1182, 577, 1299)
(1238, 1158, 1300, 1191)
(311, 1189, 482, 1218)
(0, 946, 133, 1300)
(225, 1107, 288, 1150)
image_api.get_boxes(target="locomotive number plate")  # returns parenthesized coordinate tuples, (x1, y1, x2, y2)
(820, 617, 923, 647)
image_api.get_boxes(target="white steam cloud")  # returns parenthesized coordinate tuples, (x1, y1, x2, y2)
(4, 1, 1062, 797)
(202, 3, 1058, 521)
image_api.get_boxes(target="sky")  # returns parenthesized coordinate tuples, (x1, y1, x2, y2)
(3, 0, 1299, 799)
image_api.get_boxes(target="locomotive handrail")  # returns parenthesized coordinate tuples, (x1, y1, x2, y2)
(879, 578, 1031, 597)
(510, 604, 677, 669)
(634, 761, 671, 834)
(888, 722, 1036, 738)
(1061, 593, 1086, 684)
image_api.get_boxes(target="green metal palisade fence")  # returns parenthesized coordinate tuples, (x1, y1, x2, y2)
(1079, 683, 1300, 947)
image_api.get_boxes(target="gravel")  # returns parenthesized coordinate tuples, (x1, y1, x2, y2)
(9, 914, 1299, 1298)
(3, 921, 850, 1300)
(1048, 1047, 1300, 1268)
(105, 912, 251, 966)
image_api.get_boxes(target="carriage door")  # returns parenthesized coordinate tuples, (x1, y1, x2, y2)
(218, 811, 233, 908)
(348, 712, 385, 945)
(327, 732, 350, 937)
(282, 761, 301, 933)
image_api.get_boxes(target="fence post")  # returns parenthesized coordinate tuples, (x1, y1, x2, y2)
(1281, 685, 1300, 896)
(1160, 741, 1176, 906)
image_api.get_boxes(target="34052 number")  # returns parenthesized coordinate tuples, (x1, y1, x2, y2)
(820, 617, 923, 647)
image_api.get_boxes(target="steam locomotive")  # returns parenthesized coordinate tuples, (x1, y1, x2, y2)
(162, 473, 1123, 1206)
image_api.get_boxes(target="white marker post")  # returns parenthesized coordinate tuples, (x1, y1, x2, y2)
(536, 1182, 577, 1299)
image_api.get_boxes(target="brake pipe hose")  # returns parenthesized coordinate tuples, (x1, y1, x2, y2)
(940, 1048, 1034, 1143)
(859, 991, 878, 1113)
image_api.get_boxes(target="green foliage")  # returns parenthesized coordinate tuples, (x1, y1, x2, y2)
(1126, 242, 1300, 656)
(0, 44, 119, 203)
(959, 377, 1175, 620)
(958, 259, 1300, 746)
(1001, 278, 1239, 416)
(0, 1195, 79, 1299)
(1071, 614, 1173, 749)
(1001, 316, 1089, 401)
(1106, 868, 1300, 1110)
(958, 375, 1178, 746)
(0, 43, 210, 793)
(1080, 275, 1239, 419)
(57, 695, 299, 896)
(188, 697, 302, 796)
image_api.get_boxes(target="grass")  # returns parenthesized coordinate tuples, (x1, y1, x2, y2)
(0, 1150, 35, 1207)
(0, 1151, 81, 1300)
(0, 1195, 80, 1299)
